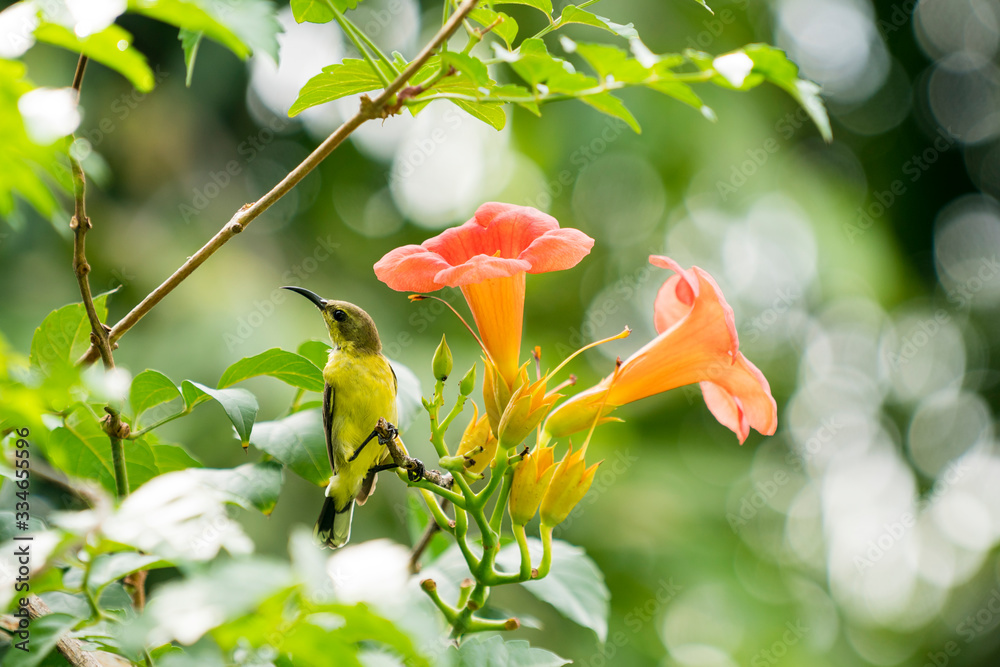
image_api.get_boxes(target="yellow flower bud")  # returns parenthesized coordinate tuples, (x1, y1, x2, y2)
(540, 446, 601, 527)
(455, 403, 498, 474)
(497, 376, 561, 449)
(508, 445, 556, 525)
(543, 387, 619, 439)
(483, 358, 530, 436)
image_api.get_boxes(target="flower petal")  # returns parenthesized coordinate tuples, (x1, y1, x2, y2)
(434, 254, 531, 286)
(520, 227, 595, 274)
(705, 353, 778, 439)
(425, 203, 560, 265)
(373, 245, 451, 292)
(652, 274, 694, 334)
(700, 381, 750, 444)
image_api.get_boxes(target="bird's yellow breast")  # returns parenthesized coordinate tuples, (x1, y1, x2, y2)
(324, 348, 397, 504)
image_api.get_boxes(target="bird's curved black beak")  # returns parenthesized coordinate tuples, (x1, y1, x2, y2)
(282, 286, 327, 310)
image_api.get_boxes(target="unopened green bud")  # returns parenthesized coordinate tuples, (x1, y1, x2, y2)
(459, 364, 476, 396)
(432, 334, 453, 381)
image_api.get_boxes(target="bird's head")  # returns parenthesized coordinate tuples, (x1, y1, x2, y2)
(282, 287, 382, 354)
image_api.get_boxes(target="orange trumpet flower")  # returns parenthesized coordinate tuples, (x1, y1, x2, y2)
(373, 203, 594, 386)
(545, 256, 778, 444)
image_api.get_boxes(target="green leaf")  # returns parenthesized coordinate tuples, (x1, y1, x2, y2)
(130, 0, 280, 60)
(327, 604, 430, 667)
(453, 99, 507, 130)
(647, 79, 713, 117)
(44, 412, 160, 492)
(45, 425, 110, 490)
(191, 461, 284, 515)
(218, 348, 325, 392)
(0, 59, 71, 221)
(290, 0, 364, 24)
(572, 42, 650, 82)
(181, 380, 258, 444)
(213, 0, 281, 60)
(249, 409, 329, 486)
(131, 0, 241, 55)
(580, 92, 639, 132)
(494, 0, 552, 16)
(3, 613, 76, 667)
(741, 43, 831, 142)
(179, 28, 203, 87)
(451, 635, 568, 666)
(29, 292, 110, 376)
(557, 6, 637, 38)
(130, 369, 182, 421)
(297, 340, 331, 369)
(135, 558, 294, 647)
(150, 440, 203, 472)
(0, 512, 46, 543)
(497, 538, 610, 642)
(508, 38, 570, 88)
(492, 83, 539, 115)
(469, 7, 517, 49)
(690, 0, 714, 13)
(441, 52, 493, 89)
(290, 58, 394, 116)
(34, 23, 154, 92)
(276, 622, 363, 666)
(88, 552, 172, 592)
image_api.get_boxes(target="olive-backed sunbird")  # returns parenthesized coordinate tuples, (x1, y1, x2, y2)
(283, 286, 399, 549)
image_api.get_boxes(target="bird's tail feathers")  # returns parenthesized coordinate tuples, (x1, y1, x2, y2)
(315, 497, 353, 549)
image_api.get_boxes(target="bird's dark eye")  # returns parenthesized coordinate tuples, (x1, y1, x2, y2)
(333, 309, 347, 322)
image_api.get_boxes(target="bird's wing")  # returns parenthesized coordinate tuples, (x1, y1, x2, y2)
(323, 382, 336, 473)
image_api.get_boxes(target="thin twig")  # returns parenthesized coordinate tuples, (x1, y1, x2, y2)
(76, 0, 480, 367)
(67, 51, 138, 608)
(409, 499, 450, 573)
(25, 595, 102, 667)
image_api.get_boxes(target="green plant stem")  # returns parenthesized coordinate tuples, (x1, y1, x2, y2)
(287, 387, 306, 414)
(512, 522, 532, 581)
(536, 523, 555, 579)
(453, 506, 481, 572)
(404, 475, 466, 507)
(422, 582, 459, 623)
(456, 579, 474, 608)
(487, 464, 513, 532)
(338, 9, 401, 77)
(474, 450, 511, 504)
(452, 473, 494, 562)
(449, 0, 478, 42)
(80, 557, 101, 623)
(412, 70, 716, 105)
(326, 2, 392, 87)
(419, 489, 455, 533)
(439, 391, 469, 433)
(128, 408, 191, 439)
(110, 432, 129, 498)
